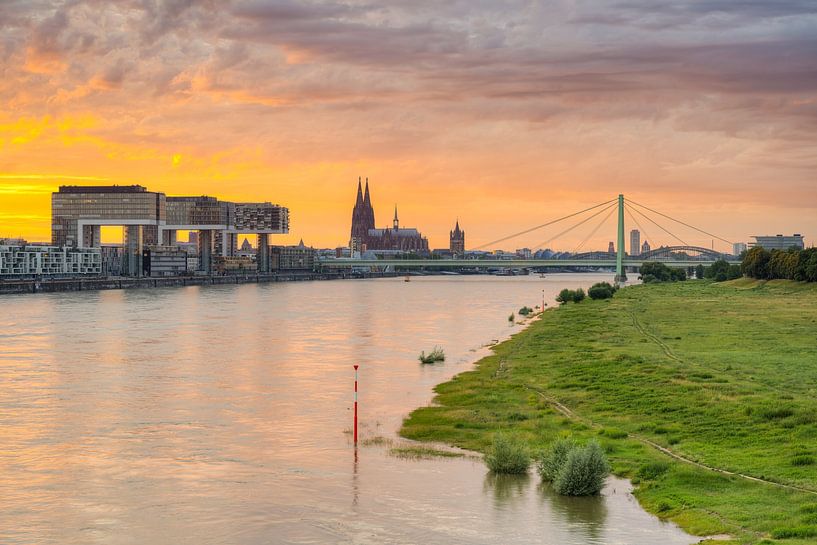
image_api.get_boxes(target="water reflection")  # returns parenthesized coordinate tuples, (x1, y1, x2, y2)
(484, 472, 531, 506)
(539, 480, 608, 543)
(0, 275, 694, 545)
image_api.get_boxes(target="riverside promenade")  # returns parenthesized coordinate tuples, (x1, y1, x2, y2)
(0, 271, 399, 295)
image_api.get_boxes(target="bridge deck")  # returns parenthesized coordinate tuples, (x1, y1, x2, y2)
(318, 258, 740, 268)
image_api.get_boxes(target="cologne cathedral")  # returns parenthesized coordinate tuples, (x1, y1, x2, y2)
(349, 178, 429, 253)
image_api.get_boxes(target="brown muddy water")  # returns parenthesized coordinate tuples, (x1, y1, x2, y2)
(0, 274, 695, 544)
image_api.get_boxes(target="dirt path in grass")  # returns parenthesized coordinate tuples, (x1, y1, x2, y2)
(629, 311, 682, 362)
(518, 312, 817, 497)
(523, 384, 817, 496)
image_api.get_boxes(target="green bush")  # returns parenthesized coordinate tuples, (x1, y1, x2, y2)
(588, 282, 616, 300)
(553, 441, 610, 496)
(537, 437, 576, 481)
(538, 438, 609, 496)
(556, 288, 586, 304)
(640, 262, 687, 283)
(485, 434, 530, 474)
(518, 306, 534, 316)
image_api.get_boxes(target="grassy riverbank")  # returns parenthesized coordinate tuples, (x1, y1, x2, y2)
(401, 279, 817, 544)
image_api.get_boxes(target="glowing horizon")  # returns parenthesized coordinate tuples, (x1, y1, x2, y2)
(1, 2, 816, 251)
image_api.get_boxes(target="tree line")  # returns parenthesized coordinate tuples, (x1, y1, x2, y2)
(741, 246, 817, 282)
(638, 246, 817, 284)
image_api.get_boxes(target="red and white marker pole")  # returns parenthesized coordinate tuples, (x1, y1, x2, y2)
(353, 364, 359, 445)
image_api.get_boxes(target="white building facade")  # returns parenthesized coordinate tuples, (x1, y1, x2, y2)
(0, 245, 102, 277)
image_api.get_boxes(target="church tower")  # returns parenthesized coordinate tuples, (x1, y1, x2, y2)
(350, 177, 376, 249)
(450, 219, 465, 255)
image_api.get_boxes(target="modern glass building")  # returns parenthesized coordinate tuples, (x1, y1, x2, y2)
(51, 185, 289, 276)
(751, 234, 805, 251)
(52, 185, 165, 248)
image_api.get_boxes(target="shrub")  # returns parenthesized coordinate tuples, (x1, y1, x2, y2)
(508, 313, 515, 322)
(588, 282, 616, 300)
(727, 264, 742, 280)
(640, 262, 687, 283)
(418, 346, 445, 364)
(556, 288, 586, 304)
(553, 441, 610, 496)
(518, 306, 534, 316)
(537, 438, 576, 481)
(485, 434, 530, 474)
(538, 438, 610, 496)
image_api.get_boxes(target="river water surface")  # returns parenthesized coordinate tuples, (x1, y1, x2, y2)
(0, 274, 695, 545)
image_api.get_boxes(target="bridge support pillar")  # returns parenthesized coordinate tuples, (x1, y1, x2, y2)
(615, 194, 627, 284)
(257, 233, 269, 273)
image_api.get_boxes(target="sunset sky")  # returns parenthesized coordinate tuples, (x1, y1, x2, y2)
(1, 1, 815, 251)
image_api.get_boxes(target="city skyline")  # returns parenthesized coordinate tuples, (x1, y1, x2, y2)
(0, 179, 811, 253)
(1, 2, 816, 250)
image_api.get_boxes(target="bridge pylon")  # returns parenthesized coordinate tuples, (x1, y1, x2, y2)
(615, 193, 627, 284)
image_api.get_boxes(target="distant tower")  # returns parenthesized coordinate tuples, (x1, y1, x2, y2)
(608, 241, 615, 254)
(641, 240, 651, 254)
(393, 205, 399, 230)
(350, 177, 376, 248)
(450, 219, 465, 255)
(630, 229, 641, 256)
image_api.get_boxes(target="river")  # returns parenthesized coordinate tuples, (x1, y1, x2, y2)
(0, 274, 694, 545)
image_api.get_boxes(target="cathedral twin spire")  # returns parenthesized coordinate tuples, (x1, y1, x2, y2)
(350, 177, 376, 243)
(354, 177, 373, 205)
(349, 177, 429, 252)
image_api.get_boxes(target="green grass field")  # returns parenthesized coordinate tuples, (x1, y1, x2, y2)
(401, 279, 817, 544)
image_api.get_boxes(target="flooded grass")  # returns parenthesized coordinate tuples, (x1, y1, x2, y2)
(401, 279, 817, 544)
(388, 445, 466, 460)
(419, 346, 446, 364)
(361, 436, 394, 447)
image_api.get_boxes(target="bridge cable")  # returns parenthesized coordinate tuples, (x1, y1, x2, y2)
(628, 205, 689, 247)
(626, 198, 733, 245)
(624, 204, 654, 252)
(532, 201, 618, 251)
(469, 197, 617, 251)
(574, 202, 618, 255)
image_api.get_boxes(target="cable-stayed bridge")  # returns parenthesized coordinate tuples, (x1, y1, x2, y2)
(319, 195, 741, 280)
